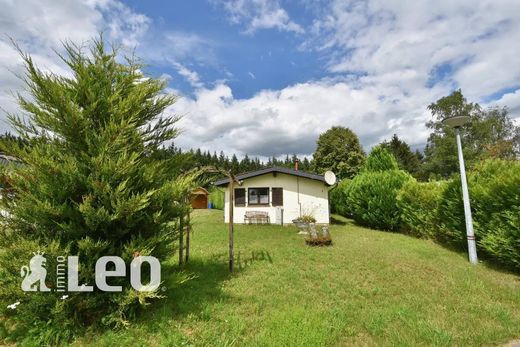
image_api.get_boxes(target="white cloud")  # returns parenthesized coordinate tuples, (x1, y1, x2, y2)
(95, 0, 151, 47)
(2, 0, 519, 159)
(0, 0, 151, 133)
(172, 62, 203, 89)
(217, 0, 304, 34)
(494, 89, 520, 124)
(170, 80, 435, 157)
(307, 0, 520, 100)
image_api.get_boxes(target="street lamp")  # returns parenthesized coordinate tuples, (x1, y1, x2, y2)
(442, 115, 478, 264)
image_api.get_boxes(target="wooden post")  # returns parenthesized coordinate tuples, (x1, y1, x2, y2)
(228, 177, 234, 273)
(185, 210, 190, 263)
(179, 213, 184, 266)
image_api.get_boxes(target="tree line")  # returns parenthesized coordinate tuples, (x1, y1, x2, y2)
(311, 90, 519, 181)
(3, 89, 518, 183)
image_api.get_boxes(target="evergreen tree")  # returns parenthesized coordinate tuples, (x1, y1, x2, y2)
(218, 151, 226, 166)
(0, 39, 198, 343)
(230, 154, 240, 172)
(302, 157, 311, 171)
(380, 134, 422, 178)
(240, 154, 251, 172)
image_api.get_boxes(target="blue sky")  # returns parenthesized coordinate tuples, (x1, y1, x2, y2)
(126, 0, 326, 99)
(1, 0, 520, 158)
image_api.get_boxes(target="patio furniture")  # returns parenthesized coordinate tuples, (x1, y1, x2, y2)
(244, 211, 270, 224)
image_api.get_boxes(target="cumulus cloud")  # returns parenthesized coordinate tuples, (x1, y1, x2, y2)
(216, 0, 304, 34)
(170, 80, 435, 158)
(306, 0, 520, 100)
(494, 90, 520, 124)
(2, 0, 519, 159)
(0, 0, 150, 132)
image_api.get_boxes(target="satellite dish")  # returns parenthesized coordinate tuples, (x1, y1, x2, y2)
(324, 171, 337, 185)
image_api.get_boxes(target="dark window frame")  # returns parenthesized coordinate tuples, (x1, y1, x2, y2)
(248, 187, 270, 206)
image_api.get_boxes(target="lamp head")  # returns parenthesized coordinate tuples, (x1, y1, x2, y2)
(442, 115, 470, 128)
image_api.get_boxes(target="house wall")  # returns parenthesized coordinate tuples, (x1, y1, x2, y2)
(223, 173, 330, 224)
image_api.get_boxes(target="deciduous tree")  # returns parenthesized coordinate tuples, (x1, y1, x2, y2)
(312, 126, 365, 179)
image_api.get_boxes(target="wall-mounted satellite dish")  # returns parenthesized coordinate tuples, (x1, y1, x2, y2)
(324, 171, 337, 185)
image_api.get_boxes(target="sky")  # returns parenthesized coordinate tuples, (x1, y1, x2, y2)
(1, 0, 519, 159)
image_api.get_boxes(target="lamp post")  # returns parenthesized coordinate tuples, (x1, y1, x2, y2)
(442, 115, 478, 264)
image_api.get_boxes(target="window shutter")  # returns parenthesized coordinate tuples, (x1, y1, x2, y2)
(272, 187, 283, 206)
(234, 188, 245, 206)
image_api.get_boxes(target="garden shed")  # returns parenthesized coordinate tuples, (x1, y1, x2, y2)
(191, 187, 209, 209)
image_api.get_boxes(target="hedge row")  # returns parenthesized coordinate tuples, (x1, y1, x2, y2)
(208, 187, 225, 210)
(331, 159, 520, 271)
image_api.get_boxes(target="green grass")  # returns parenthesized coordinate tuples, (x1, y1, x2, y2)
(76, 210, 520, 346)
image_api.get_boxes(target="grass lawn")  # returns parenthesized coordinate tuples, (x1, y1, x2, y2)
(76, 210, 520, 346)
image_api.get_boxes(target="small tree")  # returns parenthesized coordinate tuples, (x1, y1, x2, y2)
(380, 134, 422, 178)
(0, 39, 197, 344)
(364, 145, 399, 172)
(312, 126, 365, 179)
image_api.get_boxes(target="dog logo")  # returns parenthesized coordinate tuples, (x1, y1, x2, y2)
(20, 251, 51, 292)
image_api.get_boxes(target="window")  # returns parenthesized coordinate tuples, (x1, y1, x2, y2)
(248, 187, 269, 205)
(234, 188, 245, 206)
(272, 187, 283, 206)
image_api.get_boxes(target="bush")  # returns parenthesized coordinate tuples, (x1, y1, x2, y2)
(347, 170, 412, 230)
(208, 187, 224, 210)
(329, 179, 352, 217)
(363, 145, 399, 172)
(293, 215, 316, 223)
(439, 159, 520, 269)
(397, 180, 447, 238)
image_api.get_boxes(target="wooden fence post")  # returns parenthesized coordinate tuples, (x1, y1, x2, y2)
(228, 177, 234, 273)
(179, 213, 184, 266)
(185, 210, 190, 263)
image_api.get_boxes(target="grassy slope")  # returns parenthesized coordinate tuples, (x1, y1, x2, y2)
(77, 210, 520, 347)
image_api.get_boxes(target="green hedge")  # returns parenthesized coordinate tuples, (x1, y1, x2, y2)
(208, 188, 225, 210)
(397, 180, 447, 239)
(439, 160, 520, 270)
(330, 179, 353, 217)
(329, 157, 520, 271)
(363, 145, 399, 172)
(347, 170, 412, 230)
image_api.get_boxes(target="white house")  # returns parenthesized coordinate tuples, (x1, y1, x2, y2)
(214, 166, 332, 225)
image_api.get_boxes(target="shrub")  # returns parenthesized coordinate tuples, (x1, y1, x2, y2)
(329, 179, 352, 217)
(439, 159, 520, 269)
(397, 180, 447, 238)
(347, 170, 412, 230)
(363, 145, 399, 172)
(208, 187, 224, 210)
(293, 215, 316, 223)
(0, 39, 198, 344)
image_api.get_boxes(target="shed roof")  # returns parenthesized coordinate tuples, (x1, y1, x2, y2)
(214, 166, 328, 186)
(192, 187, 209, 195)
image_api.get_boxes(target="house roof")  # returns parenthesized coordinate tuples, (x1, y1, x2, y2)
(214, 166, 328, 186)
